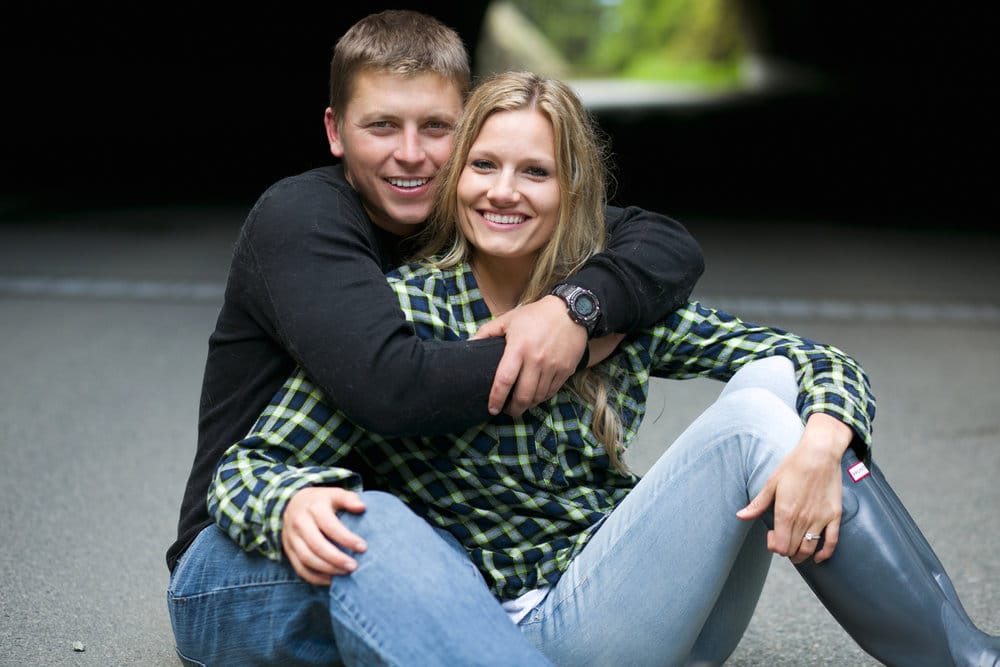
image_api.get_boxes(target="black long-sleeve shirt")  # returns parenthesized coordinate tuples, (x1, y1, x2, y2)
(167, 165, 704, 571)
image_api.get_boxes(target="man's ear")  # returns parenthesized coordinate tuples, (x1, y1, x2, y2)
(324, 108, 345, 158)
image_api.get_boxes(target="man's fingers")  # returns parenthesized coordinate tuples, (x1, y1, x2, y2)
(541, 372, 564, 403)
(471, 316, 507, 340)
(489, 350, 523, 415)
(505, 364, 542, 416)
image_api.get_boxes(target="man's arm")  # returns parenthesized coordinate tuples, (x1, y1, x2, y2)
(474, 205, 705, 415)
(574, 205, 705, 336)
(246, 171, 504, 437)
(249, 174, 704, 433)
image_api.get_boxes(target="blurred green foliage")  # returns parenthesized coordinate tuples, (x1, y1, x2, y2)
(507, 0, 745, 85)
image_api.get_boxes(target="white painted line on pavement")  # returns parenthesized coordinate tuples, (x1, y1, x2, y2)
(1, 276, 998, 323)
(0, 276, 225, 302)
(698, 295, 1000, 324)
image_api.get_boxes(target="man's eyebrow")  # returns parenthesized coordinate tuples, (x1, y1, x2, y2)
(354, 109, 396, 123)
(424, 111, 459, 123)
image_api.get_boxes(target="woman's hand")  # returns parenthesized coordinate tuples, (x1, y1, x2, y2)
(281, 487, 367, 585)
(737, 413, 853, 564)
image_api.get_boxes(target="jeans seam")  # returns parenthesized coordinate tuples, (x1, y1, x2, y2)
(173, 645, 207, 667)
(168, 578, 311, 602)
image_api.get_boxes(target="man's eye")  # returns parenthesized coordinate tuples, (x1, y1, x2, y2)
(369, 121, 393, 129)
(426, 121, 452, 132)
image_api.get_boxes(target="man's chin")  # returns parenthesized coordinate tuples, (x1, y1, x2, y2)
(370, 205, 430, 236)
(389, 205, 432, 228)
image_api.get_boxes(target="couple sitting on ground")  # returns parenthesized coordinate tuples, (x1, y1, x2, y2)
(167, 10, 999, 667)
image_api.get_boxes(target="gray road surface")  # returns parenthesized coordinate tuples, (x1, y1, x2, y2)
(1, 208, 997, 666)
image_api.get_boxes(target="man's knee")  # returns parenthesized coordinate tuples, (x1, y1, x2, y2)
(341, 491, 476, 576)
(168, 525, 303, 600)
(357, 489, 410, 514)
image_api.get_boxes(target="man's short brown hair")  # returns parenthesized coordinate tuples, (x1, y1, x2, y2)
(329, 10, 471, 115)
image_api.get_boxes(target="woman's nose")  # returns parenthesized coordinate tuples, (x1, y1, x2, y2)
(487, 170, 520, 205)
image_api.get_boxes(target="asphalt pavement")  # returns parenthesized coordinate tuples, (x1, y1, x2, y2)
(1, 207, 997, 666)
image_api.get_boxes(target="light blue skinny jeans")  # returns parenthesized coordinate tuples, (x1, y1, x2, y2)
(168, 357, 802, 666)
(517, 355, 805, 666)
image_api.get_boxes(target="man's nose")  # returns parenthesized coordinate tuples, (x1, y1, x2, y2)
(394, 127, 425, 164)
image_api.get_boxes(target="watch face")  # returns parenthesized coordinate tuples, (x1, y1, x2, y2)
(574, 294, 596, 318)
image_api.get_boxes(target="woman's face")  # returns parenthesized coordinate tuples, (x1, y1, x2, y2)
(456, 108, 560, 264)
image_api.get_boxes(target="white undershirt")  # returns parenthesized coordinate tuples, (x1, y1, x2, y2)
(501, 586, 550, 624)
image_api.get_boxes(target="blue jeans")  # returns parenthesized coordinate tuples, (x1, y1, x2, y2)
(167, 491, 553, 666)
(517, 356, 804, 666)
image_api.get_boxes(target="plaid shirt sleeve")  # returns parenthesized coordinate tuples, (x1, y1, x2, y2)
(206, 264, 461, 562)
(208, 369, 365, 560)
(642, 301, 876, 446)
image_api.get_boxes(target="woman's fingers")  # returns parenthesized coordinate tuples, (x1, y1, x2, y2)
(281, 487, 368, 583)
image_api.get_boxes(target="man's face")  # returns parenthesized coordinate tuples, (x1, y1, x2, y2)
(325, 70, 463, 236)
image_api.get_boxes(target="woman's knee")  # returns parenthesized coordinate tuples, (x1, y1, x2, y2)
(715, 386, 801, 440)
(722, 356, 797, 409)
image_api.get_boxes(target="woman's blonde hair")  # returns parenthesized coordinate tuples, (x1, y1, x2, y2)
(419, 71, 628, 473)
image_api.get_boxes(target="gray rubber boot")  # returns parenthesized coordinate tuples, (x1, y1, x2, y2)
(786, 450, 999, 667)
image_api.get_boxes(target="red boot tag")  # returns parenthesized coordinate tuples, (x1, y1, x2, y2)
(848, 460, 871, 482)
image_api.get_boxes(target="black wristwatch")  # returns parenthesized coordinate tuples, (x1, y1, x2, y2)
(550, 283, 601, 336)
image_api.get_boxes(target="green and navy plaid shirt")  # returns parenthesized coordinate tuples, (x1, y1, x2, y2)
(210, 261, 875, 600)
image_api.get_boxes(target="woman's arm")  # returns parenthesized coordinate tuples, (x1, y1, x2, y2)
(648, 301, 875, 446)
(208, 369, 364, 561)
(646, 301, 876, 564)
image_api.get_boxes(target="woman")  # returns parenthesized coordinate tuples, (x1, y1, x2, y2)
(211, 72, 998, 666)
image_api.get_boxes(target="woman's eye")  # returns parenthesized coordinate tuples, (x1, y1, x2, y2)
(526, 166, 549, 178)
(471, 159, 494, 170)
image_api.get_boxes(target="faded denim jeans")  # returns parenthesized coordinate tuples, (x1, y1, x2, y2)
(167, 492, 553, 666)
(518, 356, 803, 666)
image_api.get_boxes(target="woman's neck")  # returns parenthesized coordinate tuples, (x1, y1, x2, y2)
(470, 254, 534, 316)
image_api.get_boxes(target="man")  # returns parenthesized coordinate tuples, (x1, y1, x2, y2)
(167, 9, 704, 665)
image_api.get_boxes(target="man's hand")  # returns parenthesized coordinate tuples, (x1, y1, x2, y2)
(472, 295, 587, 416)
(737, 413, 853, 564)
(281, 487, 367, 585)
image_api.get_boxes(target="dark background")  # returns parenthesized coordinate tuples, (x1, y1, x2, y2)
(2, 2, 996, 229)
